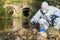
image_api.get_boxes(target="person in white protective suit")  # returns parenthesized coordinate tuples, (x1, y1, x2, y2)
(30, 1, 60, 37)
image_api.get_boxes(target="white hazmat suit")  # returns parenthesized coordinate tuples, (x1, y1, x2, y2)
(30, 2, 60, 32)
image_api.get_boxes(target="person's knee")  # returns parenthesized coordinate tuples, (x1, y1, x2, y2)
(38, 18, 46, 24)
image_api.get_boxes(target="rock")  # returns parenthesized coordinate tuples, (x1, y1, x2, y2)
(37, 34, 47, 40)
(32, 29, 38, 34)
(17, 28, 27, 36)
(15, 37, 21, 40)
(47, 27, 59, 40)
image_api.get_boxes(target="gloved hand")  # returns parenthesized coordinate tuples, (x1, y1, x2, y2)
(50, 15, 58, 26)
(30, 18, 39, 24)
(30, 18, 36, 24)
(50, 15, 58, 19)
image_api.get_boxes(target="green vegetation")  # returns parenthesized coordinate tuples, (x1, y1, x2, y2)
(0, 0, 13, 30)
(0, 0, 5, 19)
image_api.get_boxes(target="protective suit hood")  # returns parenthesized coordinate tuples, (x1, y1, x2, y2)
(41, 2, 49, 13)
(41, 2, 49, 9)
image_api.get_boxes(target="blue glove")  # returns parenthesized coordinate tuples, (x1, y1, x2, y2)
(50, 15, 58, 19)
(50, 15, 58, 26)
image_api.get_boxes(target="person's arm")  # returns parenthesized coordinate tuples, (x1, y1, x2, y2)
(53, 7, 60, 17)
(30, 9, 42, 24)
(54, 10, 60, 17)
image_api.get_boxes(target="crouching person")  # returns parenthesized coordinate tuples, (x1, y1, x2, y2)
(30, 1, 60, 38)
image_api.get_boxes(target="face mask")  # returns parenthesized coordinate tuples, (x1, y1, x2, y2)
(41, 8, 48, 13)
(42, 11, 47, 13)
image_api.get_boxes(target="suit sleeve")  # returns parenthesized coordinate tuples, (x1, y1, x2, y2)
(54, 8, 60, 17)
(30, 9, 42, 24)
